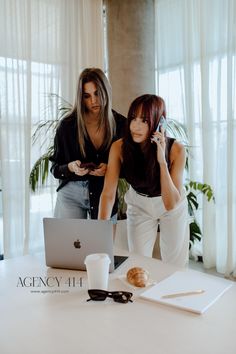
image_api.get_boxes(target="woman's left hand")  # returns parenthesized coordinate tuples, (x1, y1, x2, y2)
(151, 127, 166, 164)
(89, 163, 107, 176)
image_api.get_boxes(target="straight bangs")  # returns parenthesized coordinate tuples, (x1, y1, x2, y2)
(126, 94, 166, 142)
(138, 99, 157, 135)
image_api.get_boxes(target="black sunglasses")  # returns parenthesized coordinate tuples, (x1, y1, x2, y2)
(87, 289, 133, 303)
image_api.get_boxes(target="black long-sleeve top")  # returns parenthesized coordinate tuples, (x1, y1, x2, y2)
(50, 110, 127, 218)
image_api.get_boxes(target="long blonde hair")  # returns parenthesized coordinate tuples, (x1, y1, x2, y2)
(71, 68, 116, 157)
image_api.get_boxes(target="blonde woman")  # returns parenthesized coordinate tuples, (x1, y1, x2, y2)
(50, 68, 126, 220)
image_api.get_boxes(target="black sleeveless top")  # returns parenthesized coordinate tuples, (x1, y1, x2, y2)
(122, 137, 175, 197)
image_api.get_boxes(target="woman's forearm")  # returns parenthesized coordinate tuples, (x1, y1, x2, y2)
(98, 139, 122, 219)
(98, 193, 116, 220)
(160, 162, 181, 210)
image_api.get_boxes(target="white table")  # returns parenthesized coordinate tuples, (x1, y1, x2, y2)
(0, 252, 236, 354)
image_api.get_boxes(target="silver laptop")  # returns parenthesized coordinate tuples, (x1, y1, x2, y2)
(43, 218, 128, 272)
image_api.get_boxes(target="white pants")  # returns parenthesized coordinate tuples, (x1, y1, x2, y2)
(125, 186, 189, 267)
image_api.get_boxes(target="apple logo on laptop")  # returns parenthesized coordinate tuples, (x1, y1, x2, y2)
(74, 239, 81, 249)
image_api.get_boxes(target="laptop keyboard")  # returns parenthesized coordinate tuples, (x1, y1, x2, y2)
(114, 255, 128, 269)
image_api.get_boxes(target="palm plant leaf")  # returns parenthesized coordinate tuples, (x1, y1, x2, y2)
(32, 119, 60, 146)
(30, 94, 72, 191)
(117, 179, 129, 219)
(186, 191, 199, 215)
(32, 95, 72, 147)
(187, 181, 215, 203)
(167, 118, 190, 170)
(189, 221, 202, 243)
(29, 146, 54, 192)
(167, 119, 189, 145)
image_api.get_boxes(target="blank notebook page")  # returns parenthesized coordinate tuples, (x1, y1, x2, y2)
(140, 270, 233, 314)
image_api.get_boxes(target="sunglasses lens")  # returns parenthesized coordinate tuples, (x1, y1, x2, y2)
(88, 289, 107, 301)
(112, 292, 133, 303)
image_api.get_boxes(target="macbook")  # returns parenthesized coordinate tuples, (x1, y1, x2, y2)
(43, 218, 128, 272)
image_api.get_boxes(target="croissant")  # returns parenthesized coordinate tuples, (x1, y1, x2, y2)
(126, 267, 149, 287)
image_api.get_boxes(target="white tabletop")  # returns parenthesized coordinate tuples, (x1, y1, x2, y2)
(0, 252, 236, 354)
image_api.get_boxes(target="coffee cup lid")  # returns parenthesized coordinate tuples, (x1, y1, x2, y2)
(84, 253, 111, 264)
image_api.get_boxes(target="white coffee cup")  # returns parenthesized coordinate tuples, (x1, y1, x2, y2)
(84, 253, 111, 290)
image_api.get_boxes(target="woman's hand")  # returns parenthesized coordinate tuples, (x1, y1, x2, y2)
(89, 163, 107, 176)
(68, 160, 89, 176)
(151, 127, 166, 165)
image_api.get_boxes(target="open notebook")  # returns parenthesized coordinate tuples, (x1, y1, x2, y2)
(140, 270, 233, 314)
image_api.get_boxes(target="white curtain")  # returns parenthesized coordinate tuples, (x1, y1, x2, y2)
(0, 0, 104, 258)
(155, 0, 236, 276)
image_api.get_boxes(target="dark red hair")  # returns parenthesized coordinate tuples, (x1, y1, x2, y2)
(127, 94, 166, 138)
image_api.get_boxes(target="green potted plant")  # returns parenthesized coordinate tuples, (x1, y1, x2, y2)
(29, 94, 72, 192)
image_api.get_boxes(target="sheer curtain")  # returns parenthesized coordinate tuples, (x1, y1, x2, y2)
(155, 0, 236, 276)
(0, 0, 104, 258)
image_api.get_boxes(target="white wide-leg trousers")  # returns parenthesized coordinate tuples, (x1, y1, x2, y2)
(125, 186, 189, 267)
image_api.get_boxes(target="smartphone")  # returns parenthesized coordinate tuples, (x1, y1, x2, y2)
(155, 116, 167, 132)
(80, 162, 98, 171)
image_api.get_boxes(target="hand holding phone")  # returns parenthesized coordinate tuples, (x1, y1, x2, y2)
(151, 116, 167, 144)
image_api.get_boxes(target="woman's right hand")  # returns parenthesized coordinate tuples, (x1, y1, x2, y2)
(68, 160, 89, 176)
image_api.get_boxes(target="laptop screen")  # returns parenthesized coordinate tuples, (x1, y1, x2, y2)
(43, 218, 128, 272)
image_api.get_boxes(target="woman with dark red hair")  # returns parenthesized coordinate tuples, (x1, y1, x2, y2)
(98, 94, 189, 267)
